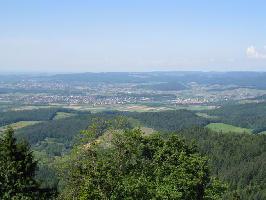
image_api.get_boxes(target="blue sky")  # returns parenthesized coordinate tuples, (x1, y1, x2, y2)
(0, 0, 266, 72)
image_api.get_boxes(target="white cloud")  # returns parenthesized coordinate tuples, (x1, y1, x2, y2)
(246, 46, 266, 59)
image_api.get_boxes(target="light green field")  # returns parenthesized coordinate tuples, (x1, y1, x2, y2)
(53, 112, 76, 120)
(10, 105, 55, 111)
(177, 105, 216, 111)
(196, 112, 219, 119)
(64, 104, 215, 113)
(206, 123, 252, 134)
(5, 103, 216, 114)
(64, 104, 172, 113)
(0, 121, 42, 132)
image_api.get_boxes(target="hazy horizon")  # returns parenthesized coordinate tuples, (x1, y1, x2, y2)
(2, 70, 266, 76)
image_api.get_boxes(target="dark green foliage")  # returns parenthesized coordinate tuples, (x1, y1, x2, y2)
(16, 115, 92, 148)
(16, 114, 132, 190)
(58, 128, 226, 199)
(207, 102, 266, 133)
(0, 107, 88, 127)
(84, 116, 133, 137)
(16, 114, 130, 151)
(0, 108, 68, 126)
(15, 110, 208, 150)
(128, 110, 209, 131)
(0, 128, 56, 199)
(3, 107, 265, 199)
(35, 161, 59, 191)
(178, 127, 266, 199)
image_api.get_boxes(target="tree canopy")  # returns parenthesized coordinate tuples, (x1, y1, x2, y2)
(0, 127, 55, 199)
(58, 125, 226, 199)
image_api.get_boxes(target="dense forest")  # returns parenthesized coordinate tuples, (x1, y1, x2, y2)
(15, 109, 209, 153)
(179, 128, 266, 199)
(206, 102, 266, 133)
(0, 128, 57, 199)
(0, 108, 82, 127)
(127, 110, 209, 131)
(17, 115, 92, 149)
(56, 124, 226, 199)
(0, 105, 265, 199)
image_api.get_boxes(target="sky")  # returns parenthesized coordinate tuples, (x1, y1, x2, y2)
(0, 0, 266, 73)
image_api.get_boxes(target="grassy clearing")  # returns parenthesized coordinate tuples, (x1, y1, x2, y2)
(10, 105, 55, 111)
(196, 113, 219, 119)
(53, 112, 76, 120)
(119, 105, 171, 112)
(206, 123, 252, 134)
(0, 121, 42, 132)
(6, 103, 217, 114)
(187, 105, 216, 111)
(64, 104, 172, 113)
(171, 105, 216, 111)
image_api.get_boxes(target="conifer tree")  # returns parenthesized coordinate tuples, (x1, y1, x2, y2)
(0, 127, 56, 199)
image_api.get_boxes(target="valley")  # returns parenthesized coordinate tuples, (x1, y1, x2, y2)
(1, 72, 266, 199)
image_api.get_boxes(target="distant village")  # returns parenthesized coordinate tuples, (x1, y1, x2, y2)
(0, 80, 265, 106)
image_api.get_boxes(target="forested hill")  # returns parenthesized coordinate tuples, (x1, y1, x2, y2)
(0, 108, 86, 127)
(16, 110, 208, 148)
(127, 110, 209, 131)
(206, 102, 266, 133)
(11, 71, 266, 89)
(179, 127, 266, 199)
(0, 105, 265, 199)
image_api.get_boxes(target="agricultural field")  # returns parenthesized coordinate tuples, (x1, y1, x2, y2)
(62, 104, 216, 113)
(206, 123, 252, 134)
(175, 105, 216, 111)
(0, 121, 42, 133)
(196, 112, 219, 119)
(53, 112, 76, 120)
(64, 104, 172, 113)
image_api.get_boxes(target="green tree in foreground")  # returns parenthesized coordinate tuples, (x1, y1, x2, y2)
(0, 127, 56, 199)
(58, 125, 226, 199)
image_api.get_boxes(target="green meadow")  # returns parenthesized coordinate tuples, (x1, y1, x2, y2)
(206, 123, 252, 134)
(0, 121, 42, 132)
